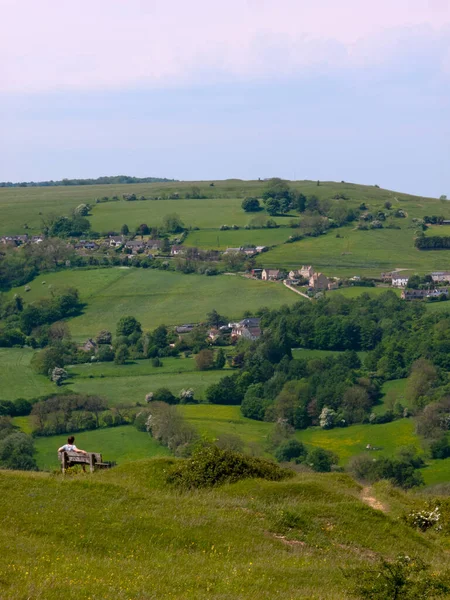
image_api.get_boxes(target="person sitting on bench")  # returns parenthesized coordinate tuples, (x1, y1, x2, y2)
(58, 436, 88, 471)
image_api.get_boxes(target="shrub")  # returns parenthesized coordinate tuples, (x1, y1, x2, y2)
(275, 439, 307, 462)
(306, 447, 338, 472)
(153, 388, 177, 404)
(167, 444, 292, 489)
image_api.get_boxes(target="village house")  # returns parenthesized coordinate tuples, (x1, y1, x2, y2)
(81, 339, 97, 353)
(328, 280, 339, 290)
(175, 324, 195, 334)
(402, 288, 449, 300)
(392, 276, 409, 288)
(31, 235, 44, 244)
(147, 240, 163, 251)
(309, 272, 329, 290)
(208, 328, 220, 341)
(0, 234, 29, 246)
(125, 240, 146, 254)
(170, 245, 185, 256)
(231, 318, 262, 341)
(431, 271, 450, 283)
(109, 236, 124, 248)
(261, 269, 283, 281)
(300, 265, 315, 278)
(251, 268, 263, 279)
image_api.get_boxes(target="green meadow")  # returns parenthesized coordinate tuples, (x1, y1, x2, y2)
(7, 268, 299, 339)
(256, 225, 450, 277)
(34, 425, 169, 471)
(0, 348, 54, 400)
(68, 370, 226, 406)
(184, 227, 292, 249)
(2, 459, 448, 600)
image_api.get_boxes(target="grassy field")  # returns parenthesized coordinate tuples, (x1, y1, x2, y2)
(256, 226, 450, 277)
(184, 227, 292, 249)
(0, 348, 54, 400)
(69, 370, 226, 405)
(8, 268, 299, 339)
(69, 355, 200, 378)
(1, 460, 448, 599)
(33, 425, 169, 471)
(1, 178, 436, 235)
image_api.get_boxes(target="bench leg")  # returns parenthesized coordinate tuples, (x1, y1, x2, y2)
(62, 453, 67, 475)
(89, 453, 94, 473)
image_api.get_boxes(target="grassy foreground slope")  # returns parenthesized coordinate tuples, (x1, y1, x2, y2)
(8, 268, 299, 339)
(0, 460, 448, 600)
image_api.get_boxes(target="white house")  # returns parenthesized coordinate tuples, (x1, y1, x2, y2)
(392, 276, 409, 288)
(431, 271, 450, 283)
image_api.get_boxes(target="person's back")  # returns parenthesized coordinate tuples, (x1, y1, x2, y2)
(58, 436, 87, 455)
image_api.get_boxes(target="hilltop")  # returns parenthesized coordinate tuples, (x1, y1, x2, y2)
(0, 459, 449, 600)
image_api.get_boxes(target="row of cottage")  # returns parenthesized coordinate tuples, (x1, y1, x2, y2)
(255, 265, 336, 291)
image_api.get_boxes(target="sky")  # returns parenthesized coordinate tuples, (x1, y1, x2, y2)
(1, 0, 450, 196)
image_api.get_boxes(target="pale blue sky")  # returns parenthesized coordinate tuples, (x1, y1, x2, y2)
(1, 0, 449, 197)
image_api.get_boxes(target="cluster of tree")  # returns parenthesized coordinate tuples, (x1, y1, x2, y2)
(423, 215, 446, 224)
(406, 274, 434, 289)
(0, 287, 82, 348)
(274, 438, 338, 472)
(415, 236, 450, 250)
(0, 417, 37, 471)
(30, 393, 131, 436)
(43, 212, 91, 238)
(348, 447, 425, 489)
(0, 239, 75, 290)
(0, 175, 176, 187)
(134, 401, 197, 456)
(202, 293, 450, 455)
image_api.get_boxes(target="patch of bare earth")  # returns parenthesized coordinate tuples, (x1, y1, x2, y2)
(361, 487, 387, 512)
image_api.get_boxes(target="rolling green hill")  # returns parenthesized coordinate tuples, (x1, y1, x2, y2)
(0, 459, 449, 599)
(7, 268, 300, 339)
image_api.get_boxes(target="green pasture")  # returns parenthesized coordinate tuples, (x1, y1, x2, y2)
(0, 178, 440, 236)
(8, 268, 298, 339)
(184, 227, 292, 249)
(1, 459, 446, 600)
(296, 419, 419, 463)
(0, 348, 54, 400)
(33, 425, 169, 471)
(90, 197, 292, 232)
(68, 370, 226, 406)
(372, 379, 409, 415)
(69, 356, 200, 379)
(256, 226, 450, 277)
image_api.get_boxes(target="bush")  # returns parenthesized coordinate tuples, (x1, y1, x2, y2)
(275, 439, 307, 462)
(153, 388, 177, 404)
(167, 444, 292, 489)
(306, 447, 338, 472)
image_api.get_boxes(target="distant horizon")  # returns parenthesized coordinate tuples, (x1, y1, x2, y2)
(0, 174, 443, 200)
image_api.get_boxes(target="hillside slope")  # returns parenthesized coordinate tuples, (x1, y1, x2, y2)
(0, 460, 448, 599)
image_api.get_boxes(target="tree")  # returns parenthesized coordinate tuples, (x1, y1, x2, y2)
(84, 395, 108, 428)
(179, 389, 195, 404)
(275, 439, 306, 462)
(161, 238, 171, 253)
(114, 344, 128, 364)
(163, 213, 185, 233)
(206, 309, 227, 328)
(31, 346, 65, 375)
(51, 367, 68, 386)
(153, 388, 177, 404)
(319, 407, 336, 429)
(206, 375, 242, 405)
(215, 348, 226, 369)
(136, 223, 150, 235)
(439, 195, 448, 201)
(116, 316, 142, 337)
(0, 432, 38, 471)
(406, 358, 437, 410)
(384, 201, 392, 209)
(120, 224, 130, 235)
(74, 203, 90, 216)
(306, 447, 337, 472)
(196, 349, 215, 371)
(241, 197, 261, 212)
(265, 198, 280, 216)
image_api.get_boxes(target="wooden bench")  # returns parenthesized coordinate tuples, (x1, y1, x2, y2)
(58, 451, 115, 473)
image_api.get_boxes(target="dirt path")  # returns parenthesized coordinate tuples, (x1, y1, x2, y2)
(361, 487, 387, 512)
(283, 280, 312, 300)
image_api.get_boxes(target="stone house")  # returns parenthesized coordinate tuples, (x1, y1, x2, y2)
(309, 272, 329, 290)
(431, 272, 450, 283)
(171, 245, 185, 256)
(109, 236, 124, 248)
(261, 269, 282, 281)
(231, 318, 262, 340)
